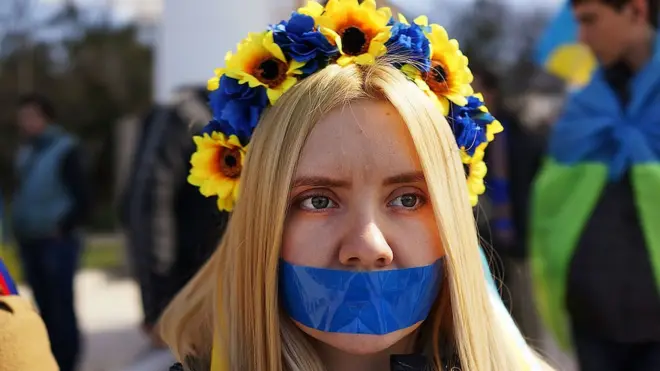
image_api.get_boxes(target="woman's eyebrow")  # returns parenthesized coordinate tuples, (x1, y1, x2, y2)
(291, 176, 351, 189)
(382, 171, 425, 186)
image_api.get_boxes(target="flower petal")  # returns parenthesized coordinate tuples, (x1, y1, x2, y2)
(208, 77, 220, 91)
(414, 15, 428, 27)
(354, 53, 376, 65)
(264, 31, 287, 62)
(298, 1, 324, 18)
(267, 88, 283, 104)
(336, 55, 353, 66)
(216, 180, 234, 198)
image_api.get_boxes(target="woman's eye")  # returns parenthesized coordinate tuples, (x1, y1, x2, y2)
(390, 193, 422, 209)
(300, 196, 335, 210)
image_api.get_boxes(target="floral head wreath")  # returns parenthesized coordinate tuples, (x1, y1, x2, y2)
(188, 0, 504, 211)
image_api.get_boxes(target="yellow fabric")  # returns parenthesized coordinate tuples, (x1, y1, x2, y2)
(546, 43, 597, 88)
(0, 296, 59, 371)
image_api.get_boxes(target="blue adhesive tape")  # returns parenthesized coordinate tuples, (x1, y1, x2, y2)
(279, 258, 444, 335)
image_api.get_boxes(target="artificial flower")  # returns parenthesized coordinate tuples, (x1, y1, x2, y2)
(471, 93, 504, 141)
(449, 94, 502, 158)
(208, 75, 268, 142)
(215, 31, 305, 104)
(409, 24, 473, 114)
(190, 2, 503, 210)
(315, 0, 392, 66)
(487, 119, 504, 142)
(298, 1, 325, 18)
(398, 14, 432, 32)
(202, 120, 233, 140)
(272, 12, 338, 75)
(188, 132, 247, 211)
(467, 160, 487, 206)
(385, 16, 431, 72)
(399, 63, 444, 114)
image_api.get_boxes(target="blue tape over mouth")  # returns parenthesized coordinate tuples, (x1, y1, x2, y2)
(279, 258, 444, 335)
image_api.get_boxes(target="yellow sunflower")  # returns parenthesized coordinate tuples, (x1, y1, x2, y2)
(314, 0, 391, 66)
(209, 31, 305, 104)
(401, 23, 473, 115)
(188, 132, 247, 212)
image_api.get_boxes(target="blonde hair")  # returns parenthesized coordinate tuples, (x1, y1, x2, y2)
(159, 62, 553, 371)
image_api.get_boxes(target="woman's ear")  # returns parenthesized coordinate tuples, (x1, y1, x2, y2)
(0, 296, 59, 371)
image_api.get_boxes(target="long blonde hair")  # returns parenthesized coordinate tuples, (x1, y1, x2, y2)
(159, 62, 552, 371)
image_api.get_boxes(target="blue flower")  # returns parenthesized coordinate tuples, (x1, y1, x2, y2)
(200, 119, 241, 140)
(449, 96, 494, 155)
(272, 12, 338, 75)
(385, 21, 431, 72)
(208, 75, 268, 142)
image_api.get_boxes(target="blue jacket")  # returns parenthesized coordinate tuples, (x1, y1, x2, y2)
(12, 126, 78, 240)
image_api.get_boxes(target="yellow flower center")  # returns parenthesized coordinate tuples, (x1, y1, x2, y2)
(424, 61, 450, 95)
(219, 147, 242, 178)
(255, 57, 287, 88)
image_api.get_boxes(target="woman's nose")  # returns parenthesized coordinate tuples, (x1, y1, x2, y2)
(338, 221, 394, 269)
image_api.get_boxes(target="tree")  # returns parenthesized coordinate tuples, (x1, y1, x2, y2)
(0, 3, 153, 231)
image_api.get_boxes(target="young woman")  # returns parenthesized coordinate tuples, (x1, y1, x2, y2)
(160, 1, 554, 370)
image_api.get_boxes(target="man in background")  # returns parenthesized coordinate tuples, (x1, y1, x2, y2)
(12, 93, 90, 371)
(531, 0, 660, 370)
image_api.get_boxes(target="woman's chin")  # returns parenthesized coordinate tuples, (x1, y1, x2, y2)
(295, 321, 422, 355)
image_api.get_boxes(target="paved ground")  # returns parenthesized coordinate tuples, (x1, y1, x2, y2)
(19, 270, 174, 371)
(19, 269, 576, 371)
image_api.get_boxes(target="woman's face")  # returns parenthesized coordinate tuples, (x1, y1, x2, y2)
(282, 100, 444, 355)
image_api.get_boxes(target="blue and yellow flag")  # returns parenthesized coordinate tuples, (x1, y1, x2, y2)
(535, 1, 597, 87)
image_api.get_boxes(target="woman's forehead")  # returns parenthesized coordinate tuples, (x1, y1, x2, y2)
(294, 100, 423, 181)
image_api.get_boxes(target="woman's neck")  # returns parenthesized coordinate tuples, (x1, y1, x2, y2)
(314, 333, 418, 371)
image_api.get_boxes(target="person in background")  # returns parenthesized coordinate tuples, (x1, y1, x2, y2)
(118, 87, 228, 348)
(11, 93, 90, 371)
(167, 88, 229, 301)
(472, 69, 546, 345)
(530, 0, 660, 370)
